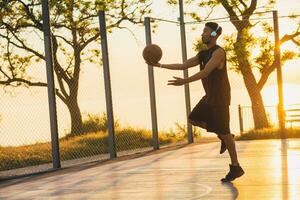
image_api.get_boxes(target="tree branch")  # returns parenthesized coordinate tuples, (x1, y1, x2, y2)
(0, 32, 44, 60)
(51, 35, 72, 84)
(55, 88, 67, 104)
(16, 0, 43, 30)
(55, 34, 73, 47)
(257, 63, 274, 91)
(0, 78, 47, 87)
(243, 0, 257, 19)
(281, 31, 300, 44)
(292, 38, 300, 46)
(80, 32, 100, 51)
(0, 67, 11, 80)
(56, 74, 69, 98)
(238, 0, 248, 9)
(219, 0, 241, 29)
(0, 76, 68, 104)
(257, 30, 300, 90)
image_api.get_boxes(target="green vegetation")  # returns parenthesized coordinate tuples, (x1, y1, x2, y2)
(3, 114, 300, 172)
(237, 127, 300, 140)
(0, 115, 201, 171)
(0, 0, 152, 134)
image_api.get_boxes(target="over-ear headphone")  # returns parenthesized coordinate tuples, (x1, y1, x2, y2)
(211, 25, 220, 37)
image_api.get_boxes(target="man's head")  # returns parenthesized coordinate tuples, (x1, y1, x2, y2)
(201, 22, 222, 44)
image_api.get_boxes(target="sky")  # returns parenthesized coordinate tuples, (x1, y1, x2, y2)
(0, 0, 299, 146)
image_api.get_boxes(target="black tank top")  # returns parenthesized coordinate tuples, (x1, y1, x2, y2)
(197, 45, 231, 106)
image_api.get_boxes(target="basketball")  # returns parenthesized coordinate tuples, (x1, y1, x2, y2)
(142, 44, 162, 64)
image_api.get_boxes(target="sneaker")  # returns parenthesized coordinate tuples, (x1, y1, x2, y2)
(219, 134, 235, 154)
(221, 164, 245, 182)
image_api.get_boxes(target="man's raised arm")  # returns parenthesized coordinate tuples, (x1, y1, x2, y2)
(147, 55, 199, 70)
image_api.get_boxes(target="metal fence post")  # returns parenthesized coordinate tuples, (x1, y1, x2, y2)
(41, 0, 60, 169)
(99, 10, 117, 158)
(179, 0, 193, 143)
(273, 10, 286, 139)
(238, 104, 244, 134)
(144, 17, 159, 150)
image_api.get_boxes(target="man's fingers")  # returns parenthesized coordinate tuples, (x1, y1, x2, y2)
(146, 61, 159, 66)
(168, 83, 179, 86)
(146, 61, 154, 65)
(168, 80, 176, 83)
(173, 76, 181, 80)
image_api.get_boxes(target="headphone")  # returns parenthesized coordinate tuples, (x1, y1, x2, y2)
(210, 25, 220, 37)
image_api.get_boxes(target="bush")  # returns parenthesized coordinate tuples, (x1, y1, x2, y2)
(65, 113, 120, 138)
(237, 127, 300, 140)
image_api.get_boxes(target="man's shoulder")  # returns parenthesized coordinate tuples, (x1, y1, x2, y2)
(197, 45, 226, 59)
(213, 46, 226, 58)
(215, 45, 225, 52)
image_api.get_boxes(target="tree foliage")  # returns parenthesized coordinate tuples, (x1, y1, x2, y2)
(0, 0, 152, 133)
(168, 0, 300, 129)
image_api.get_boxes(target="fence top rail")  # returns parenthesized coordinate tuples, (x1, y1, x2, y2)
(142, 12, 300, 25)
(240, 105, 277, 108)
(286, 114, 300, 117)
(184, 10, 272, 24)
(146, 17, 179, 24)
(185, 13, 300, 25)
(285, 109, 300, 112)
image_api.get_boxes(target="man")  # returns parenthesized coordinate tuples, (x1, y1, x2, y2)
(146, 22, 244, 182)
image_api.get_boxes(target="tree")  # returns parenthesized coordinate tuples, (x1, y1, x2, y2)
(168, 0, 300, 129)
(0, 0, 151, 135)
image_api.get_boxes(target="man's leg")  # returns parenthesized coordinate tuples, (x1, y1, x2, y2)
(218, 134, 239, 165)
(218, 134, 235, 154)
(189, 119, 228, 154)
(188, 119, 206, 129)
(218, 133, 244, 182)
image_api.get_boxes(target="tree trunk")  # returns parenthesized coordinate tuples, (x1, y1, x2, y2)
(238, 59, 270, 129)
(66, 42, 82, 136)
(66, 96, 83, 135)
(235, 31, 270, 129)
(251, 96, 270, 128)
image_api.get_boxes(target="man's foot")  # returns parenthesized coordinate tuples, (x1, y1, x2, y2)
(221, 164, 245, 182)
(219, 134, 235, 154)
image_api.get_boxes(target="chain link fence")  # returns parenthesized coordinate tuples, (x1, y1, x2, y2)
(0, 1, 53, 177)
(0, 1, 193, 179)
(239, 105, 279, 132)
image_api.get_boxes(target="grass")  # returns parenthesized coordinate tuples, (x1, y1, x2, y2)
(4, 113, 299, 172)
(237, 127, 300, 140)
(0, 120, 201, 171)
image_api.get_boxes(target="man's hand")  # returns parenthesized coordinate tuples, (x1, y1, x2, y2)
(145, 61, 160, 67)
(167, 76, 187, 86)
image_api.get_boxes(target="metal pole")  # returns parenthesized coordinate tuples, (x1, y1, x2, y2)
(273, 10, 286, 139)
(41, 0, 60, 169)
(144, 17, 159, 150)
(99, 11, 117, 158)
(238, 104, 244, 134)
(179, 0, 193, 143)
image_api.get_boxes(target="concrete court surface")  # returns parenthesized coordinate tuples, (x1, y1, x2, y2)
(0, 139, 300, 200)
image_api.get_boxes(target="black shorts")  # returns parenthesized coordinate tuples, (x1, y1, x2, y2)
(188, 99, 230, 135)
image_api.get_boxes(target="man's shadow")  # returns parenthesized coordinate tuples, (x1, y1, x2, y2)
(221, 182, 239, 199)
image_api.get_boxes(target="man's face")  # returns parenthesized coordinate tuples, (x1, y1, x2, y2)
(201, 26, 213, 44)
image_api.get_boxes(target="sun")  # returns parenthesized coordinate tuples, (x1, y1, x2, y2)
(261, 83, 300, 109)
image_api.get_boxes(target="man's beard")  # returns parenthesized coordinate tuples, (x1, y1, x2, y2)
(202, 37, 210, 44)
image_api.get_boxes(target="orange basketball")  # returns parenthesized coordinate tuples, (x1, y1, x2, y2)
(143, 44, 162, 64)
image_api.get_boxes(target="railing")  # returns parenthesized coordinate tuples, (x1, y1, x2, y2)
(239, 104, 300, 133)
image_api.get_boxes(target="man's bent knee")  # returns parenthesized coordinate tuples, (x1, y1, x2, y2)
(218, 133, 233, 140)
(188, 119, 206, 129)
